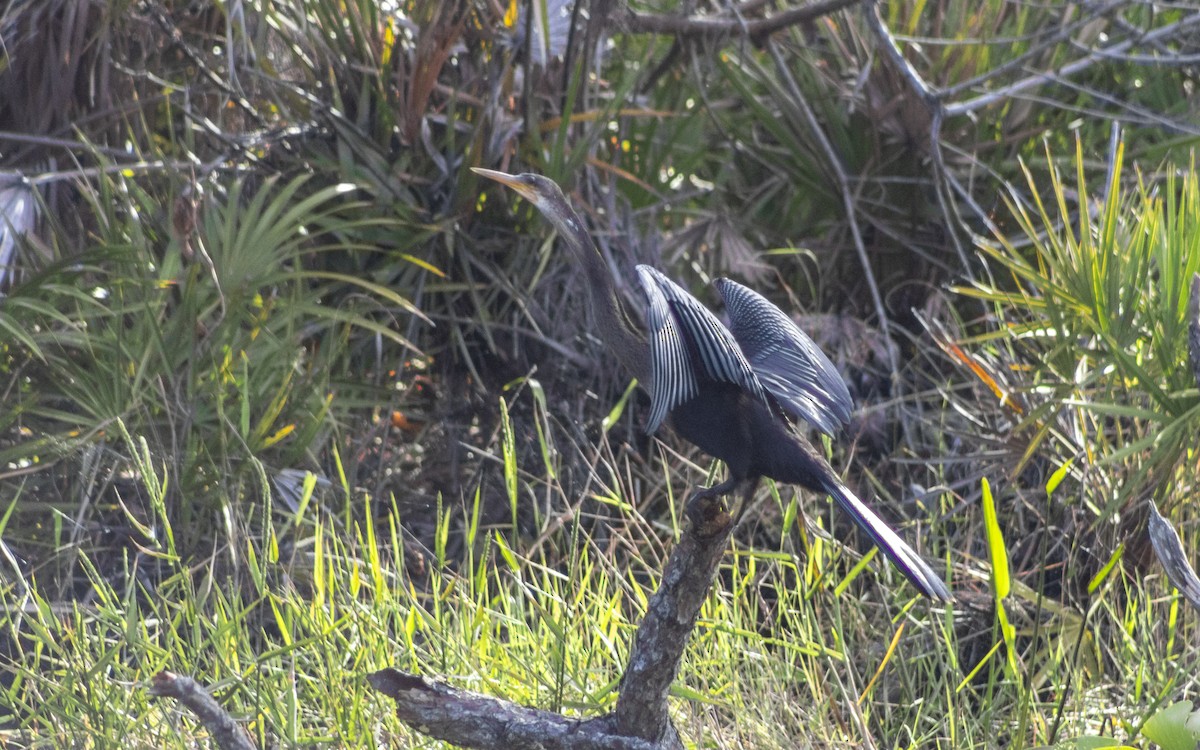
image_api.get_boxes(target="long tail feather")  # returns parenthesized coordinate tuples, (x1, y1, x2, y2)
(821, 478, 952, 601)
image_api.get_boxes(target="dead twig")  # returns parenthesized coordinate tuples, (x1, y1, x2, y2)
(148, 671, 258, 750)
(1148, 500, 1200, 614)
(367, 670, 656, 750)
(943, 10, 1200, 118)
(618, 0, 861, 41)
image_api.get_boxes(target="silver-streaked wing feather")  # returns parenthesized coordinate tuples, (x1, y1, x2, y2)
(714, 278, 852, 435)
(639, 266, 697, 434)
(636, 266, 770, 434)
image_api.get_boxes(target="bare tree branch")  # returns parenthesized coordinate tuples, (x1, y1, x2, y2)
(933, 0, 1129, 101)
(613, 489, 746, 741)
(148, 671, 258, 750)
(764, 40, 901, 378)
(370, 491, 745, 748)
(618, 0, 861, 40)
(864, 0, 937, 106)
(1148, 500, 1200, 614)
(367, 670, 659, 750)
(943, 11, 1200, 118)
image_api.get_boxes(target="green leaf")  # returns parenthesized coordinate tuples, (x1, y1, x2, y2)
(1143, 700, 1200, 750)
(1087, 544, 1124, 595)
(1045, 456, 1074, 497)
(601, 378, 639, 433)
(500, 395, 518, 531)
(981, 477, 1010, 599)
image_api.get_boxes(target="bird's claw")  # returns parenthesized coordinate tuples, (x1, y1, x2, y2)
(684, 490, 732, 537)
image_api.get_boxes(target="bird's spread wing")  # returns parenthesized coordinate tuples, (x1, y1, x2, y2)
(639, 267, 698, 434)
(714, 278, 852, 435)
(636, 265, 769, 434)
(822, 477, 952, 600)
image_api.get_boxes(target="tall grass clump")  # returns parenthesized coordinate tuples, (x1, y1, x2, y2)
(931, 144, 1200, 745)
(960, 144, 1200, 522)
(0, 410, 952, 747)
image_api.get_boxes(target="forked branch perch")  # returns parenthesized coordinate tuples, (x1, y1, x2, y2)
(369, 492, 741, 748)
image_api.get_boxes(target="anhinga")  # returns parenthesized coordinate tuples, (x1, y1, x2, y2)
(473, 168, 951, 601)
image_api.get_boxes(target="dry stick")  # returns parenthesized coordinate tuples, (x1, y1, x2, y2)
(1148, 499, 1200, 614)
(861, 0, 976, 280)
(7, 160, 221, 188)
(935, 0, 1132, 102)
(763, 40, 901, 379)
(864, 0, 1200, 273)
(864, 0, 937, 107)
(144, 2, 266, 127)
(1042, 75, 1200, 135)
(858, 0, 1200, 129)
(0, 131, 134, 157)
(613, 488, 748, 742)
(867, 0, 1200, 119)
(370, 489, 744, 749)
(943, 10, 1200, 118)
(426, 313, 593, 369)
(926, 106, 978, 281)
(148, 671, 258, 750)
(619, 0, 861, 40)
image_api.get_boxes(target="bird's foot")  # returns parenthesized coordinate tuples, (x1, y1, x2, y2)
(684, 477, 763, 533)
(684, 477, 742, 531)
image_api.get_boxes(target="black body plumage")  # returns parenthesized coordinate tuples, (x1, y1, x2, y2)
(472, 168, 951, 601)
(637, 266, 949, 601)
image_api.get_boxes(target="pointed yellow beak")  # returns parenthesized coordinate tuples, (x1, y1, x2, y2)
(471, 168, 537, 203)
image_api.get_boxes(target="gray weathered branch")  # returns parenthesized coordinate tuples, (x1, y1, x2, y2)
(1148, 500, 1200, 614)
(148, 671, 258, 750)
(370, 491, 743, 748)
(367, 670, 658, 750)
(617, 0, 861, 40)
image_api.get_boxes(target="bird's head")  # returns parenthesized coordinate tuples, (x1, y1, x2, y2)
(472, 167, 647, 378)
(471, 168, 581, 237)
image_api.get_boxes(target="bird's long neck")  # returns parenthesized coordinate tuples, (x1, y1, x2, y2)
(577, 242, 649, 384)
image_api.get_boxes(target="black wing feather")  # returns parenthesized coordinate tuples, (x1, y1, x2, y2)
(636, 266, 769, 433)
(714, 278, 852, 435)
(639, 267, 698, 434)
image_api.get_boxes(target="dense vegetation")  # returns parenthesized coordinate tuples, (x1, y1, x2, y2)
(1, 0, 1198, 747)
